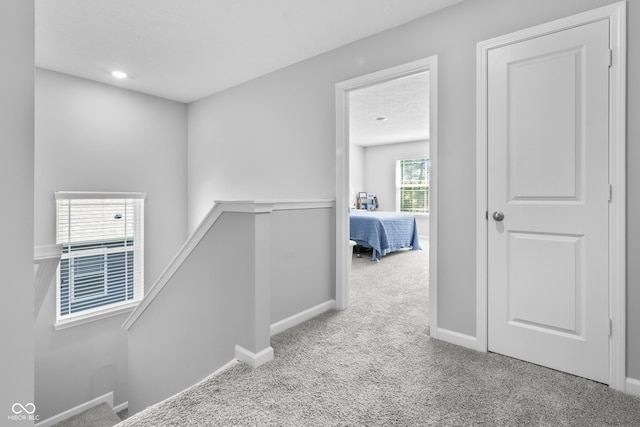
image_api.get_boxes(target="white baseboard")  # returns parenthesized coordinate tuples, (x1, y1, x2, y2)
(174, 359, 237, 393)
(436, 327, 480, 351)
(626, 377, 640, 397)
(35, 391, 114, 427)
(235, 345, 274, 368)
(113, 401, 128, 414)
(270, 300, 336, 336)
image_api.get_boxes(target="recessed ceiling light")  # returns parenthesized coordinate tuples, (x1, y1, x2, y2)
(376, 117, 387, 121)
(112, 70, 128, 79)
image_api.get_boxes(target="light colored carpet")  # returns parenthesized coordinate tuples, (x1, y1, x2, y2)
(53, 402, 122, 427)
(118, 241, 640, 426)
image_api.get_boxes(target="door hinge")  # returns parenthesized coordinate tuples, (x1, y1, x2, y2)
(609, 184, 613, 202)
(608, 49, 613, 67)
(609, 318, 613, 337)
(486, 211, 488, 220)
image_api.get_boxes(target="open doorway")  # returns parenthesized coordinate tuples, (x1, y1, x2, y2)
(349, 72, 430, 237)
(335, 56, 438, 333)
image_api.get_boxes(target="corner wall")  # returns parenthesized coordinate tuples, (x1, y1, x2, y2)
(33, 69, 188, 420)
(127, 212, 257, 414)
(0, 0, 35, 421)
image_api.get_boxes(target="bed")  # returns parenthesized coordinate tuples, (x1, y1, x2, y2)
(349, 210, 421, 261)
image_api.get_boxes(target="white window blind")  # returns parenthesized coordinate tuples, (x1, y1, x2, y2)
(396, 158, 430, 214)
(55, 192, 145, 324)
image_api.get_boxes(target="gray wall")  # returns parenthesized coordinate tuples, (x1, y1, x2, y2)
(270, 207, 335, 323)
(0, 0, 35, 421)
(362, 140, 429, 237)
(187, 72, 337, 233)
(34, 69, 188, 419)
(128, 213, 256, 414)
(187, 0, 640, 380)
(349, 144, 365, 209)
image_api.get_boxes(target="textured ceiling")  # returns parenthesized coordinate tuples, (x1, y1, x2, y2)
(35, 0, 462, 103)
(349, 71, 429, 147)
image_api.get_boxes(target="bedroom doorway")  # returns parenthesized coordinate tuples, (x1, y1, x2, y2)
(335, 56, 438, 333)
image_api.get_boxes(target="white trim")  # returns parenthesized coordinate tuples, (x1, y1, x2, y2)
(235, 345, 274, 368)
(34, 244, 63, 261)
(35, 391, 114, 427)
(55, 191, 146, 200)
(209, 358, 238, 378)
(335, 83, 349, 311)
(626, 378, 640, 398)
(270, 300, 336, 336)
(123, 199, 333, 330)
(475, 1, 627, 388)
(424, 53, 438, 324)
(335, 56, 439, 332)
(113, 401, 128, 414)
(267, 199, 334, 211)
(436, 328, 478, 349)
(215, 201, 275, 214)
(55, 302, 137, 330)
(214, 199, 334, 213)
(475, 8, 490, 352)
(606, 1, 627, 393)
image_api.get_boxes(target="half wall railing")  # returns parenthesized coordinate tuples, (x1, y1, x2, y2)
(124, 200, 335, 414)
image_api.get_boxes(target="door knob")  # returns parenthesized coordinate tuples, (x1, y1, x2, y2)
(492, 211, 505, 222)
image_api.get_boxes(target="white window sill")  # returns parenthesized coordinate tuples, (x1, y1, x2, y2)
(54, 302, 138, 331)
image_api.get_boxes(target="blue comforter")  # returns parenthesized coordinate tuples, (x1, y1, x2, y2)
(349, 210, 421, 261)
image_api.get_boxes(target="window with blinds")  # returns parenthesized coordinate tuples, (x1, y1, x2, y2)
(396, 158, 430, 214)
(55, 192, 145, 325)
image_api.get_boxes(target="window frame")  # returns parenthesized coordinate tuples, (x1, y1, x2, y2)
(54, 191, 146, 330)
(396, 157, 430, 215)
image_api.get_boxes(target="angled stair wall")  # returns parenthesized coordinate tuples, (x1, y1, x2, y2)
(124, 200, 334, 414)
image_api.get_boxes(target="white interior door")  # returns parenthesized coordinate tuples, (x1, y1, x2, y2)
(487, 19, 610, 383)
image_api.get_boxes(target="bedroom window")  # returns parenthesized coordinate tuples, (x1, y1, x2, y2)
(396, 158, 430, 214)
(55, 192, 145, 328)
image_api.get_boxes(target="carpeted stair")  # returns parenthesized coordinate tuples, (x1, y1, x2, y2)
(52, 402, 123, 427)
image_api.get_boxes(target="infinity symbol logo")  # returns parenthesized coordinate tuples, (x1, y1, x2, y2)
(12, 403, 36, 415)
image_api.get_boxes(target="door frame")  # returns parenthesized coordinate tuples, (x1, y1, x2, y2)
(335, 56, 438, 333)
(476, 2, 626, 390)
